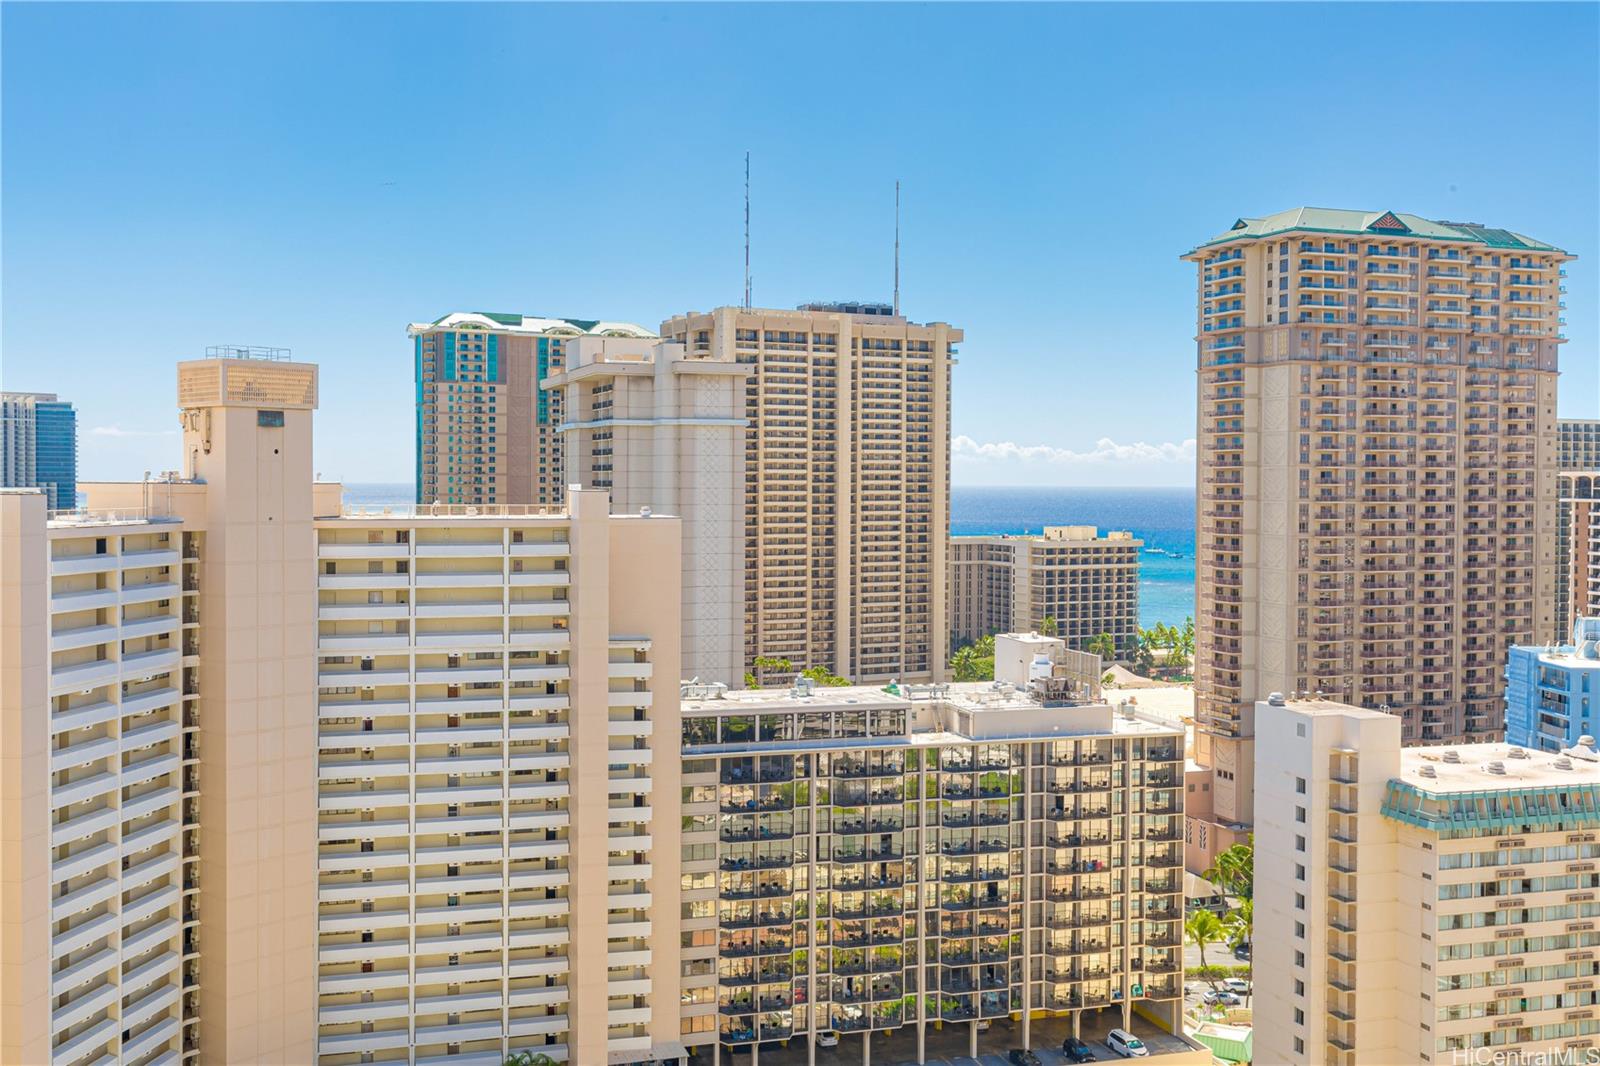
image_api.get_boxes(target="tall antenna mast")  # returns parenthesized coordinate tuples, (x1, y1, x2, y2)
(893, 180, 901, 316)
(744, 152, 752, 310)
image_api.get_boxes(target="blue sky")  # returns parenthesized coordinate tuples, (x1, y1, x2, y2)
(3, 3, 1596, 487)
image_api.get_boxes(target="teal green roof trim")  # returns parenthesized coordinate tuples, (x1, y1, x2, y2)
(1187, 206, 1566, 256)
(1383, 779, 1600, 832)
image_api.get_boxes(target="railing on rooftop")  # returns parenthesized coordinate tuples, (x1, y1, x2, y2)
(204, 345, 291, 361)
(340, 502, 568, 519)
(47, 507, 180, 526)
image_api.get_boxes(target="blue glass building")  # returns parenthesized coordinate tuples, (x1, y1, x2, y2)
(1, 392, 77, 510)
(1505, 617, 1600, 751)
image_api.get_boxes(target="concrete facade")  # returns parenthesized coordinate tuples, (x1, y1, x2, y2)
(544, 335, 749, 686)
(1185, 208, 1571, 858)
(1, 354, 688, 1066)
(408, 312, 655, 509)
(659, 304, 961, 686)
(949, 527, 1142, 655)
(676, 663, 1187, 1063)
(1256, 695, 1600, 1063)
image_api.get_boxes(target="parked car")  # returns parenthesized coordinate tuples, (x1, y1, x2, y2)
(1222, 977, 1251, 994)
(816, 1031, 840, 1048)
(1233, 941, 1251, 960)
(1063, 1035, 1098, 1063)
(1203, 989, 1242, 1006)
(1107, 1028, 1151, 1058)
(1007, 1050, 1043, 1066)
(977, 1019, 992, 1032)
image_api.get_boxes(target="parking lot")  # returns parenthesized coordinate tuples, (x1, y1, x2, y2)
(693, 1009, 1204, 1065)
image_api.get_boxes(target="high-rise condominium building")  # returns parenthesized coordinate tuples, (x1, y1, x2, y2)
(658, 303, 961, 685)
(1561, 418, 1600, 470)
(1183, 208, 1570, 847)
(948, 527, 1142, 653)
(1557, 420, 1600, 641)
(1505, 616, 1600, 751)
(1, 390, 77, 509)
(543, 334, 751, 686)
(1, 352, 688, 1066)
(676, 636, 1195, 1064)
(408, 312, 655, 507)
(1255, 695, 1600, 1064)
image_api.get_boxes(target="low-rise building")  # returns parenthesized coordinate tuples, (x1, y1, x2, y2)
(949, 527, 1141, 654)
(677, 636, 1188, 1064)
(1256, 694, 1600, 1064)
(1506, 617, 1600, 751)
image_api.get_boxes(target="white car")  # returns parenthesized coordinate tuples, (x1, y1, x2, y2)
(1222, 977, 1251, 995)
(1203, 989, 1242, 1006)
(816, 1032, 840, 1048)
(1107, 1029, 1150, 1058)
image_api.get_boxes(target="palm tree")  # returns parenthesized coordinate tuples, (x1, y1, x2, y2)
(504, 1053, 557, 1066)
(1223, 898, 1253, 988)
(1040, 616, 1059, 637)
(1185, 908, 1226, 987)
(1204, 840, 1254, 902)
(1086, 632, 1117, 663)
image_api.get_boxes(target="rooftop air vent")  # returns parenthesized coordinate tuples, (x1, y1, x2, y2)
(1555, 757, 1575, 771)
(1484, 761, 1506, 775)
(1418, 764, 1437, 778)
(1507, 747, 1530, 759)
(1441, 750, 1461, 764)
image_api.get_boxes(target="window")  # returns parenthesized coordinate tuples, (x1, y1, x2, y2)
(257, 409, 285, 427)
(1296, 777, 1307, 794)
(1294, 950, 1305, 967)
(1294, 1008, 1305, 1026)
(1296, 723, 1306, 737)
(1294, 979, 1304, 996)
(1295, 892, 1305, 911)
(1294, 921, 1305, 939)
(1296, 835, 1306, 853)
(1295, 806, 1306, 823)
(1295, 863, 1305, 882)
(1294, 1038, 1305, 1054)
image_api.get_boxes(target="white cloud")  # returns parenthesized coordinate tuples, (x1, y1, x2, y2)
(88, 425, 177, 439)
(953, 434, 1196, 465)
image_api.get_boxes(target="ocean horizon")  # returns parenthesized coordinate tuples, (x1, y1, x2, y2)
(342, 482, 1198, 628)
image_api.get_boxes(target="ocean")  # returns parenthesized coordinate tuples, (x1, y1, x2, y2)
(951, 485, 1195, 628)
(341, 483, 1198, 628)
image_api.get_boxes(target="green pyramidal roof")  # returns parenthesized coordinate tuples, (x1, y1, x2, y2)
(1188, 206, 1567, 256)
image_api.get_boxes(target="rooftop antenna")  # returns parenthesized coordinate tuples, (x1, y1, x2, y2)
(743, 151, 752, 310)
(893, 180, 901, 316)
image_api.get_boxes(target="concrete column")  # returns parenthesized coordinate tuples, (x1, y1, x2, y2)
(862, 1030, 871, 1066)
(713, 1040, 721, 1066)
(916, 1018, 925, 1065)
(752, 1041, 759, 1066)
(1072, 1010, 1080, 1038)
(969, 1020, 978, 1058)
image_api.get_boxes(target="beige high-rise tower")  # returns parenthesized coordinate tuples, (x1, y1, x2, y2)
(408, 312, 655, 508)
(659, 303, 962, 684)
(2, 350, 688, 1066)
(543, 335, 750, 685)
(1183, 208, 1569, 844)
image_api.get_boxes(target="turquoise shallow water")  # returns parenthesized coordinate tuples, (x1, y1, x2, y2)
(341, 483, 1199, 628)
(951, 485, 1196, 628)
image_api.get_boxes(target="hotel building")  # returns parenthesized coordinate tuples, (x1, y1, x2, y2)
(1, 352, 688, 1066)
(1256, 695, 1600, 1064)
(1184, 208, 1570, 849)
(1557, 419, 1600, 642)
(408, 312, 655, 508)
(659, 304, 961, 685)
(676, 636, 1191, 1064)
(543, 335, 751, 686)
(948, 527, 1142, 654)
(1, 390, 77, 509)
(1506, 617, 1600, 752)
